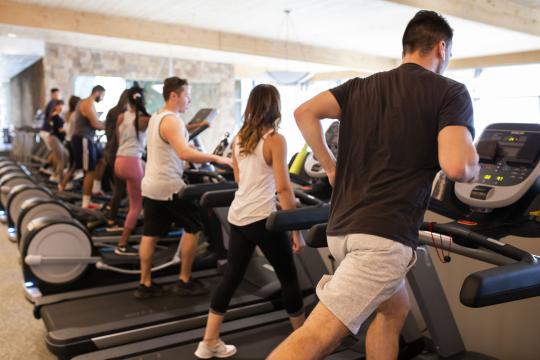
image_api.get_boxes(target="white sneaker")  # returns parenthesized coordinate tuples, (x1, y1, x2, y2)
(194, 340, 237, 359)
(74, 169, 84, 180)
(49, 175, 60, 183)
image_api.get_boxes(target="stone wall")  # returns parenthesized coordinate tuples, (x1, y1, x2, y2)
(9, 59, 45, 128)
(43, 43, 235, 150)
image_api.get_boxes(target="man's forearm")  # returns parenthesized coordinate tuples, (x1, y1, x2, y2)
(178, 147, 217, 164)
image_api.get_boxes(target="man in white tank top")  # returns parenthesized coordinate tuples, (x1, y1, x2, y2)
(135, 77, 232, 299)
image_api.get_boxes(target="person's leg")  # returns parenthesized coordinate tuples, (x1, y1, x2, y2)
(66, 140, 74, 169)
(108, 172, 126, 225)
(267, 302, 350, 360)
(83, 138, 99, 207)
(170, 198, 206, 283)
(60, 136, 81, 191)
(255, 226, 305, 329)
(204, 225, 256, 345)
(365, 285, 410, 360)
(49, 136, 64, 182)
(179, 231, 199, 282)
(116, 157, 143, 247)
(139, 235, 158, 286)
(80, 137, 96, 207)
(92, 158, 106, 194)
(269, 235, 415, 360)
(136, 197, 172, 296)
(82, 170, 94, 196)
(59, 166, 75, 191)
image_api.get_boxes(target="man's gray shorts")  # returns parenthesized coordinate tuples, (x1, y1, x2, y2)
(316, 234, 417, 334)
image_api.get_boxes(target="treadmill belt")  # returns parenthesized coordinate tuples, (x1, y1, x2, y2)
(126, 321, 294, 360)
(42, 275, 262, 341)
(122, 321, 362, 360)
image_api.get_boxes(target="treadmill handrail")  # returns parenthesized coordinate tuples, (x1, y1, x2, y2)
(460, 259, 540, 307)
(293, 188, 325, 207)
(266, 206, 330, 231)
(183, 169, 226, 182)
(177, 182, 237, 201)
(200, 189, 236, 208)
(422, 222, 536, 263)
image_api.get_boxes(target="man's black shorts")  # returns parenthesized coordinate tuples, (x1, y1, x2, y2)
(71, 135, 102, 171)
(142, 195, 203, 237)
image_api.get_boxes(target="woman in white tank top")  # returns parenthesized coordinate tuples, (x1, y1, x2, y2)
(113, 86, 151, 255)
(195, 84, 306, 359)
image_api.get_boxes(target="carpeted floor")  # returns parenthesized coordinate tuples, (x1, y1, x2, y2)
(0, 223, 55, 360)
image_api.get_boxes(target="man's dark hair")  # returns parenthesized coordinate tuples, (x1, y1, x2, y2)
(402, 10, 453, 55)
(50, 88, 59, 93)
(163, 77, 188, 101)
(92, 85, 106, 93)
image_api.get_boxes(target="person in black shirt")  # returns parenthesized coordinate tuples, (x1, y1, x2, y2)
(269, 10, 479, 360)
(44, 88, 61, 121)
(47, 99, 66, 185)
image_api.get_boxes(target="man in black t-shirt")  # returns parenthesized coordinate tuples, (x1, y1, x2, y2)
(269, 11, 479, 360)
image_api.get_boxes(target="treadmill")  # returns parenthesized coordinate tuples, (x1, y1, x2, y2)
(75, 123, 540, 360)
(35, 186, 325, 359)
(72, 189, 359, 360)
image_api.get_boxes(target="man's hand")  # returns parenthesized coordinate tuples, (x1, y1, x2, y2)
(291, 231, 305, 253)
(467, 163, 481, 183)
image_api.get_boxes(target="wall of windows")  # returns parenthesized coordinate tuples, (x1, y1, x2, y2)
(235, 79, 341, 160)
(447, 64, 540, 136)
(73, 76, 127, 121)
(234, 63, 540, 162)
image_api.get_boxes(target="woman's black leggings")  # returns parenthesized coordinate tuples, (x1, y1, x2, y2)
(210, 218, 304, 316)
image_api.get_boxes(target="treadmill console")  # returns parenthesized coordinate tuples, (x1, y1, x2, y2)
(455, 123, 540, 209)
(305, 121, 339, 178)
(188, 108, 218, 141)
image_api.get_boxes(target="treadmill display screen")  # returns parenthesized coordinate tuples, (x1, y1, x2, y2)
(477, 129, 537, 187)
(500, 146, 519, 158)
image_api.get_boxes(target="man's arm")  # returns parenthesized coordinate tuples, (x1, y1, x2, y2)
(160, 114, 229, 165)
(294, 91, 341, 185)
(81, 101, 104, 130)
(438, 125, 479, 182)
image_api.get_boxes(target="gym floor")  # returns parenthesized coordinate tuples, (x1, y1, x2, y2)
(0, 223, 54, 360)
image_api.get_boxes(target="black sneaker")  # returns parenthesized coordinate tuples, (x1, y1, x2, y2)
(114, 245, 138, 256)
(133, 283, 165, 299)
(171, 278, 209, 296)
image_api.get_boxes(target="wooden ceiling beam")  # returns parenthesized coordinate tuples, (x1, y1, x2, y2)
(0, 0, 396, 72)
(387, 0, 540, 37)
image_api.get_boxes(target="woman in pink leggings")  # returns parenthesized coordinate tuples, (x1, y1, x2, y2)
(114, 86, 151, 255)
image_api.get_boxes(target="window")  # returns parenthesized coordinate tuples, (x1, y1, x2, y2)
(236, 78, 341, 160)
(447, 64, 540, 136)
(73, 76, 127, 121)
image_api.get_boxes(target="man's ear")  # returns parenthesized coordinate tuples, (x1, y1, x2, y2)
(439, 40, 447, 62)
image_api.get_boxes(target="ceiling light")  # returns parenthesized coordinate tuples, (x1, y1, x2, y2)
(7, 33, 16, 38)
